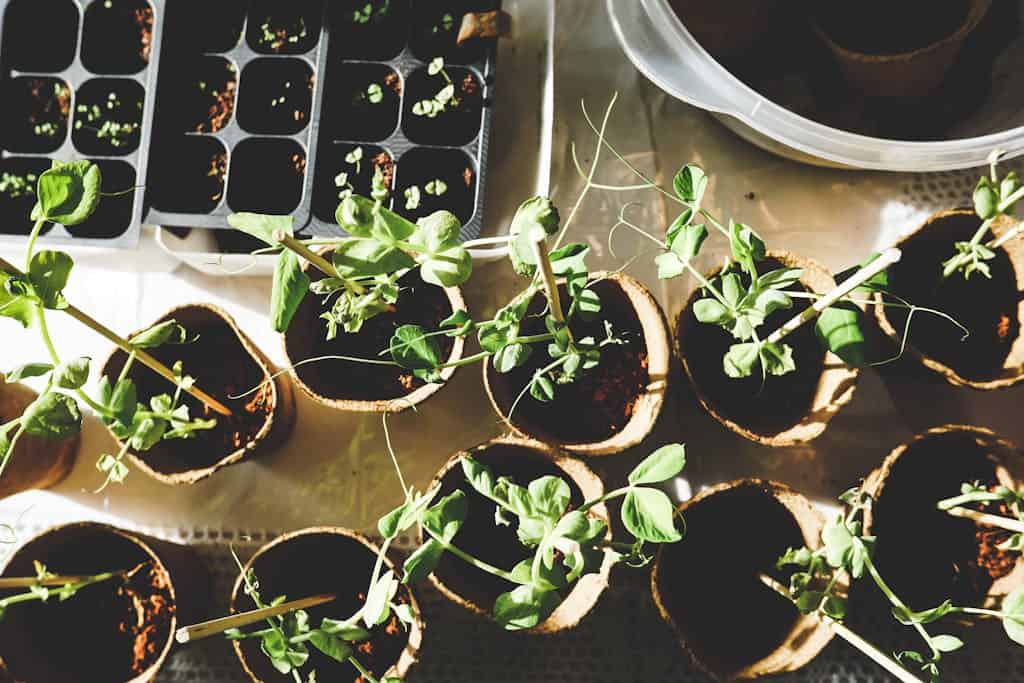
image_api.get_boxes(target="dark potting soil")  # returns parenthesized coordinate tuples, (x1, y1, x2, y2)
(816, 1, 970, 55)
(314, 144, 394, 223)
(487, 279, 649, 445)
(164, 0, 246, 53)
(286, 267, 455, 402)
(0, 527, 173, 682)
(431, 443, 587, 611)
(236, 532, 411, 683)
(237, 58, 314, 136)
(332, 0, 410, 61)
(227, 138, 306, 215)
(66, 159, 136, 239)
(885, 211, 1020, 382)
(1, 77, 71, 155)
(409, 0, 498, 64)
(677, 262, 826, 437)
(328, 62, 402, 142)
(871, 429, 1018, 608)
(162, 56, 237, 134)
(81, 0, 154, 74)
(655, 482, 805, 677)
(394, 147, 477, 225)
(401, 66, 483, 147)
(2, 0, 80, 72)
(151, 137, 228, 213)
(102, 309, 275, 474)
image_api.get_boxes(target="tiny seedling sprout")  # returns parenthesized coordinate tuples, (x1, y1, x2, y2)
(0, 560, 143, 623)
(938, 482, 1024, 549)
(412, 58, 457, 119)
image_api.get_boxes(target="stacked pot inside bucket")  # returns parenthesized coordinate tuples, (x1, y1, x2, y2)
(6, 35, 1024, 683)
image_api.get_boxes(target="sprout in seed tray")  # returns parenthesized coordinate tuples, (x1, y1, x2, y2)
(412, 58, 458, 119)
(0, 161, 222, 492)
(775, 486, 1024, 682)
(352, 1, 391, 26)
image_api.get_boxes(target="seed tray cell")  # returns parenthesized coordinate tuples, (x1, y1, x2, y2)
(0, 0, 163, 247)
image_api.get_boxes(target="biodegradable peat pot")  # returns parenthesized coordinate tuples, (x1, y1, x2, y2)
(812, 0, 991, 98)
(875, 208, 1024, 389)
(676, 251, 859, 446)
(101, 304, 296, 485)
(484, 272, 670, 456)
(651, 480, 834, 680)
(422, 436, 614, 633)
(284, 254, 466, 413)
(0, 522, 208, 683)
(668, 0, 782, 60)
(0, 377, 78, 498)
(231, 527, 422, 683)
(863, 425, 1024, 610)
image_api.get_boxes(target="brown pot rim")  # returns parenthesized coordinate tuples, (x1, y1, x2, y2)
(482, 271, 671, 456)
(650, 479, 835, 680)
(874, 208, 1024, 389)
(862, 424, 1024, 604)
(421, 434, 615, 634)
(283, 251, 467, 413)
(0, 521, 180, 683)
(812, 0, 990, 63)
(100, 303, 296, 485)
(0, 377, 79, 498)
(230, 526, 424, 683)
(675, 250, 860, 446)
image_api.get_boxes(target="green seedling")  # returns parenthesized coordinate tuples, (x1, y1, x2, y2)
(424, 179, 447, 197)
(777, 486, 1024, 682)
(352, 0, 391, 26)
(403, 185, 421, 211)
(938, 482, 1024, 550)
(431, 12, 456, 34)
(0, 560, 141, 622)
(943, 150, 1024, 279)
(412, 58, 458, 119)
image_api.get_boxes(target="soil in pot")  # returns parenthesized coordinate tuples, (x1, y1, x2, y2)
(0, 526, 174, 682)
(150, 136, 228, 213)
(102, 307, 275, 475)
(234, 531, 413, 683)
(0, 157, 52, 236)
(488, 279, 648, 445)
(654, 482, 809, 677)
(815, 0, 970, 55)
(66, 159, 135, 238)
(313, 143, 394, 223)
(227, 138, 306, 215)
(72, 77, 144, 156)
(246, 0, 322, 55)
(81, 0, 154, 74)
(163, 56, 237, 134)
(327, 62, 401, 142)
(677, 260, 826, 438)
(331, 0, 410, 61)
(409, 0, 497, 64)
(883, 211, 1019, 383)
(286, 267, 455, 402)
(165, 0, 246, 53)
(431, 443, 586, 611)
(236, 58, 314, 136)
(1, 77, 71, 155)
(394, 147, 476, 225)
(869, 429, 1019, 608)
(2, 0, 79, 72)
(401, 65, 483, 147)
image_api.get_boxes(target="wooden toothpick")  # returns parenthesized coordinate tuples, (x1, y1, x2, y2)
(175, 593, 337, 644)
(943, 506, 1024, 534)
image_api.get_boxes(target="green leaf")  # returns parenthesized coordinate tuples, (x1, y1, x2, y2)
(622, 488, 681, 543)
(389, 325, 442, 373)
(0, 272, 37, 328)
(270, 251, 310, 333)
(32, 160, 101, 226)
(337, 195, 417, 241)
(549, 243, 589, 276)
(673, 164, 708, 206)
(129, 320, 189, 348)
(421, 490, 467, 543)
(309, 631, 354, 663)
(333, 238, 415, 278)
(527, 476, 571, 519)
(21, 392, 81, 439)
(420, 244, 472, 287)
(728, 220, 766, 274)
(363, 570, 399, 627)
(574, 287, 601, 321)
(760, 342, 795, 377)
(462, 456, 497, 498)
(757, 268, 803, 290)
(669, 222, 708, 263)
(441, 309, 474, 337)
(493, 342, 531, 373)
(723, 342, 760, 378)
(226, 213, 293, 246)
(893, 600, 955, 626)
(693, 298, 730, 325)
(1002, 584, 1024, 645)
(835, 254, 890, 295)
(815, 302, 868, 367)
(974, 177, 999, 220)
(508, 197, 561, 276)
(414, 210, 462, 246)
(493, 584, 562, 630)
(628, 443, 686, 485)
(403, 539, 445, 584)
(28, 250, 73, 309)
(529, 375, 555, 402)
(930, 635, 963, 653)
(109, 378, 138, 426)
(655, 252, 685, 280)
(5, 362, 53, 383)
(319, 619, 372, 641)
(53, 357, 90, 390)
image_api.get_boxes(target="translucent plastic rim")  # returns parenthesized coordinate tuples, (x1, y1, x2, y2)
(607, 0, 1024, 172)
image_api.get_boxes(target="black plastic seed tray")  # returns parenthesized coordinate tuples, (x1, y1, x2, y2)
(0, 0, 163, 248)
(144, 0, 498, 244)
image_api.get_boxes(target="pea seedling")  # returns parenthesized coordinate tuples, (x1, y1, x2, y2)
(0, 161, 222, 492)
(0, 560, 143, 623)
(412, 58, 458, 119)
(943, 150, 1024, 279)
(384, 442, 686, 630)
(352, 0, 391, 26)
(937, 482, 1024, 550)
(776, 486, 1024, 682)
